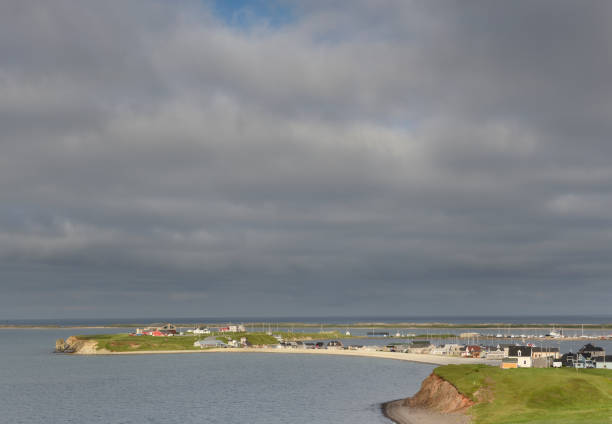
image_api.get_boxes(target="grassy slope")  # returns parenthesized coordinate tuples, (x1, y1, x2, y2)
(434, 364, 612, 424)
(77, 332, 278, 352)
(273, 331, 347, 340)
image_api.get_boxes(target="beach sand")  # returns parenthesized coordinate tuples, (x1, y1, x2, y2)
(76, 346, 500, 367)
(382, 399, 471, 424)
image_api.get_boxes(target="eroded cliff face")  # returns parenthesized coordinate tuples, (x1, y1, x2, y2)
(405, 373, 474, 413)
(56, 336, 101, 354)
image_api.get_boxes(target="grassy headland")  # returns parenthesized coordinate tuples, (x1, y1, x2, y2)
(73, 330, 354, 352)
(434, 364, 612, 423)
(76, 332, 279, 352)
(272, 331, 348, 340)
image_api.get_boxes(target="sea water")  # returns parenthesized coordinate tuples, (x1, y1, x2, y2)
(0, 328, 432, 424)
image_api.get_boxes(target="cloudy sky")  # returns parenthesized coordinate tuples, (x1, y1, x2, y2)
(2, 0, 612, 319)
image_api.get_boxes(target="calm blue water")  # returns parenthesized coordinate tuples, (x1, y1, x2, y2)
(0, 328, 432, 424)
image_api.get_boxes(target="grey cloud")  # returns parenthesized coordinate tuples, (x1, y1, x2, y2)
(1, 0, 612, 318)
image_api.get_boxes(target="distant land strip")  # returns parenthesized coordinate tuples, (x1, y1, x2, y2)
(3, 322, 612, 329)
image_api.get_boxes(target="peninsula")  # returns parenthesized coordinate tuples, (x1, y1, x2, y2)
(55, 334, 498, 367)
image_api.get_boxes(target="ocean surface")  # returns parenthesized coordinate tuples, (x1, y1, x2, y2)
(0, 328, 432, 424)
(3, 316, 612, 423)
(4, 314, 612, 326)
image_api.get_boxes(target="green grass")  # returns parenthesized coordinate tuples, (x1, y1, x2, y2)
(215, 332, 278, 345)
(274, 331, 347, 340)
(77, 332, 278, 352)
(77, 333, 202, 351)
(434, 364, 612, 423)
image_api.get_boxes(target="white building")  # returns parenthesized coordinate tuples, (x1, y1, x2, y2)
(508, 346, 533, 368)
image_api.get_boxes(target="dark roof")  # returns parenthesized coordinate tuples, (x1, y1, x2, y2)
(532, 347, 559, 352)
(579, 343, 604, 352)
(508, 346, 532, 357)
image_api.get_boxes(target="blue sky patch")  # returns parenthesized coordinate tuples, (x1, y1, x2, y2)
(211, 0, 294, 29)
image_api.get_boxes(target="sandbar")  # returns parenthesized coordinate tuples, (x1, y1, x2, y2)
(74, 345, 500, 367)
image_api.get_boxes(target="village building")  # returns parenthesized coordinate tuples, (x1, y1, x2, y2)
(463, 345, 482, 358)
(594, 355, 612, 369)
(218, 324, 246, 333)
(194, 337, 227, 348)
(573, 354, 596, 368)
(408, 340, 432, 354)
(137, 323, 177, 336)
(578, 343, 605, 359)
(483, 346, 505, 360)
(497, 344, 515, 357)
(431, 344, 462, 356)
(508, 346, 533, 368)
(505, 346, 556, 368)
(531, 347, 560, 359)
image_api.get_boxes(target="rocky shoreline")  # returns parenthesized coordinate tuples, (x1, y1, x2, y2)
(55, 336, 102, 354)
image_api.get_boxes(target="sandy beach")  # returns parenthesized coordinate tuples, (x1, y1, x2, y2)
(382, 399, 471, 424)
(75, 345, 500, 366)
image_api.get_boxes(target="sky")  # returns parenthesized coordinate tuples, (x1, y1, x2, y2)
(2, 0, 612, 319)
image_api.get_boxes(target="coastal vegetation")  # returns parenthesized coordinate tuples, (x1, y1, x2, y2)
(76, 332, 278, 352)
(214, 332, 277, 345)
(77, 334, 202, 351)
(272, 331, 348, 340)
(68, 330, 352, 353)
(434, 364, 612, 423)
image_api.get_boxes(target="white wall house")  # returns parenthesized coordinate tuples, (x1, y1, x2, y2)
(508, 346, 533, 368)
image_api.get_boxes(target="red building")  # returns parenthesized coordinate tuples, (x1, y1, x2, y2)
(464, 345, 482, 358)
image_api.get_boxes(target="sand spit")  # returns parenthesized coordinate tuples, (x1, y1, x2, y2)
(70, 345, 500, 366)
